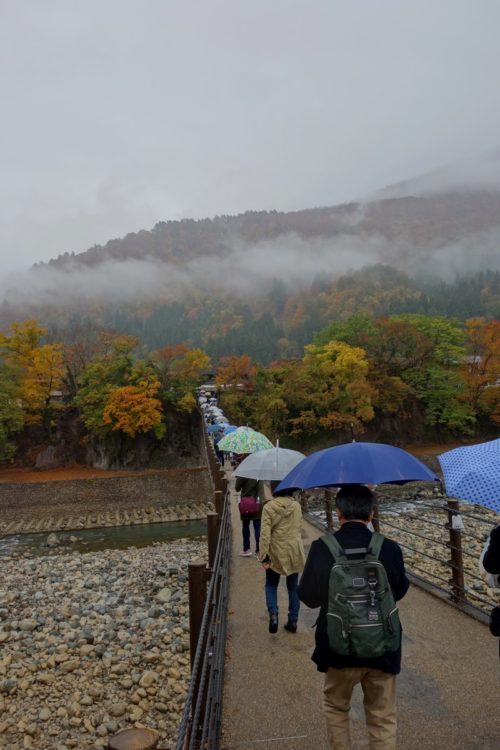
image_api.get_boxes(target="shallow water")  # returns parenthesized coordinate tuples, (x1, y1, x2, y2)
(0, 519, 207, 558)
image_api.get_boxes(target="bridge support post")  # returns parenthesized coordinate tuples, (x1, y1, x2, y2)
(446, 499, 465, 602)
(207, 511, 220, 569)
(188, 558, 211, 669)
(372, 496, 380, 533)
(446, 498, 466, 602)
(324, 489, 335, 532)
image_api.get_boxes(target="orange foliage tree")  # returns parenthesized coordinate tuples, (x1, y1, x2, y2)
(462, 318, 500, 424)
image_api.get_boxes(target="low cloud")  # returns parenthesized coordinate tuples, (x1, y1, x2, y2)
(0, 227, 499, 312)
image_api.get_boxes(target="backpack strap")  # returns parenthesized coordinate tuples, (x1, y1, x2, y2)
(368, 532, 385, 559)
(320, 534, 348, 561)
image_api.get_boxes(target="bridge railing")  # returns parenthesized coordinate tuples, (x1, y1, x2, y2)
(173, 424, 231, 750)
(302, 487, 499, 623)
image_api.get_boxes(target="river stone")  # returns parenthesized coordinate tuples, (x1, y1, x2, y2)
(60, 659, 79, 673)
(108, 702, 127, 718)
(39, 707, 51, 721)
(19, 619, 37, 632)
(155, 587, 172, 604)
(0, 679, 17, 694)
(46, 533, 59, 547)
(139, 670, 157, 688)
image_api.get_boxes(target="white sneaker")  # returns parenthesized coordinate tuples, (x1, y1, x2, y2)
(239, 549, 252, 557)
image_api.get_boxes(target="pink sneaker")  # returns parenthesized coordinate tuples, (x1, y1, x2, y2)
(239, 549, 252, 557)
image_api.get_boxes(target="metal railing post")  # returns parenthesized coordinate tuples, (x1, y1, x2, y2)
(324, 489, 335, 532)
(207, 512, 220, 569)
(214, 490, 224, 517)
(300, 491, 309, 513)
(446, 498, 465, 602)
(372, 494, 380, 533)
(188, 558, 210, 669)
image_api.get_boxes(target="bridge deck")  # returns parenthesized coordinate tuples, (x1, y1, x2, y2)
(221, 488, 499, 749)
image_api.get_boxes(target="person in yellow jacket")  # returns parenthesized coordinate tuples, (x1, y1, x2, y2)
(258, 488, 305, 634)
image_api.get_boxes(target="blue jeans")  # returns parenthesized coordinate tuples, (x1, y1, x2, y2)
(242, 518, 261, 553)
(265, 568, 300, 622)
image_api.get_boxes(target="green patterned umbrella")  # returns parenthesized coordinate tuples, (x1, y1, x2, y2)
(217, 427, 273, 454)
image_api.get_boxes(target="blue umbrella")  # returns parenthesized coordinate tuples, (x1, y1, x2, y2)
(207, 423, 225, 435)
(275, 441, 438, 493)
(222, 424, 238, 434)
(438, 439, 500, 512)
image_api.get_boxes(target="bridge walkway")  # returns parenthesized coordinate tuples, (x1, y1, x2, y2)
(221, 486, 499, 750)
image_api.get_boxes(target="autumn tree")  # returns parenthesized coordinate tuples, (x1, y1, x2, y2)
(215, 354, 258, 391)
(390, 315, 475, 432)
(0, 365, 24, 462)
(462, 318, 500, 425)
(75, 334, 165, 441)
(152, 344, 211, 412)
(0, 319, 65, 429)
(287, 341, 375, 436)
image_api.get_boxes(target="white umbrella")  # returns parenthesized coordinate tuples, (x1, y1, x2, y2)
(233, 447, 306, 481)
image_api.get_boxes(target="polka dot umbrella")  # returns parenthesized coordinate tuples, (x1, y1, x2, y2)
(438, 438, 500, 512)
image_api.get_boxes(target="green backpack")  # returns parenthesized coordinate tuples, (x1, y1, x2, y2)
(320, 532, 401, 658)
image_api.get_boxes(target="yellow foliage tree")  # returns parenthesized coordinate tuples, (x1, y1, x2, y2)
(0, 320, 65, 427)
(289, 340, 375, 435)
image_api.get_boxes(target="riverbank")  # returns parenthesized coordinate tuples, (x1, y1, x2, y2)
(0, 538, 206, 750)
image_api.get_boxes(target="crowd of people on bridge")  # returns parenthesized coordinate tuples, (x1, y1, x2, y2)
(199, 389, 500, 750)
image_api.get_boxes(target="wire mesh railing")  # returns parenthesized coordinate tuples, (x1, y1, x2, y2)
(302, 485, 499, 623)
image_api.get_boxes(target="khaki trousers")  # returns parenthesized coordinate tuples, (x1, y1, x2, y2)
(323, 667, 397, 750)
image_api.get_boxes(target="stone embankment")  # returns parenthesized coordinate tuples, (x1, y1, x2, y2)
(0, 467, 211, 534)
(0, 539, 205, 750)
(0, 501, 211, 537)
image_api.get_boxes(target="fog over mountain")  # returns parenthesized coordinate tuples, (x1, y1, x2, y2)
(1, 176, 500, 312)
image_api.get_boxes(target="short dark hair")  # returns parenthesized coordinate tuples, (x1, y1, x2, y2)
(335, 485, 375, 521)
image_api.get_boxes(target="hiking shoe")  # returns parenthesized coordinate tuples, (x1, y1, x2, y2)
(239, 549, 252, 557)
(269, 614, 278, 634)
(284, 621, 297, 633)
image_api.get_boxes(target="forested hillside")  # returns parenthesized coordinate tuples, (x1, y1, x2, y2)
(1, 189, 498, 363)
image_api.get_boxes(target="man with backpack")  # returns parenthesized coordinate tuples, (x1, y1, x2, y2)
(298, 484, 409, 750)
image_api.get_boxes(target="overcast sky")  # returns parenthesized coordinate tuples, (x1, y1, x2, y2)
(1, 0, 500, 272)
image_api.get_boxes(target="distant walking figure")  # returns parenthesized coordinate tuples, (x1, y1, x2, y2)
(299, 485, 409, 750)
(259, 488, 305, 634)
(235, 474, 261, 557)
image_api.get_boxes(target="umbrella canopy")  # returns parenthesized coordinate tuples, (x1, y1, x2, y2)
(438, 439, 500, 512)
(217, 427, 273, 454)
(207, 423, 225, 434)
(222, 424, 238, 434)
(234, 447, 306, 481)
(214, 416, 229, 424)
(275, 441, 438, 493)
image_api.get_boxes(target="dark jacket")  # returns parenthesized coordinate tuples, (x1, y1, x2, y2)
(483, 524, 500, 574)
(298, 522, 410, 674)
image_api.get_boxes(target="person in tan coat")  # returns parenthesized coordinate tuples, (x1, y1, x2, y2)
(259, 490, 305, 634)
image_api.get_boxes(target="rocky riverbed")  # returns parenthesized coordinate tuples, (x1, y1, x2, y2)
(0, 538, 206, 750)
